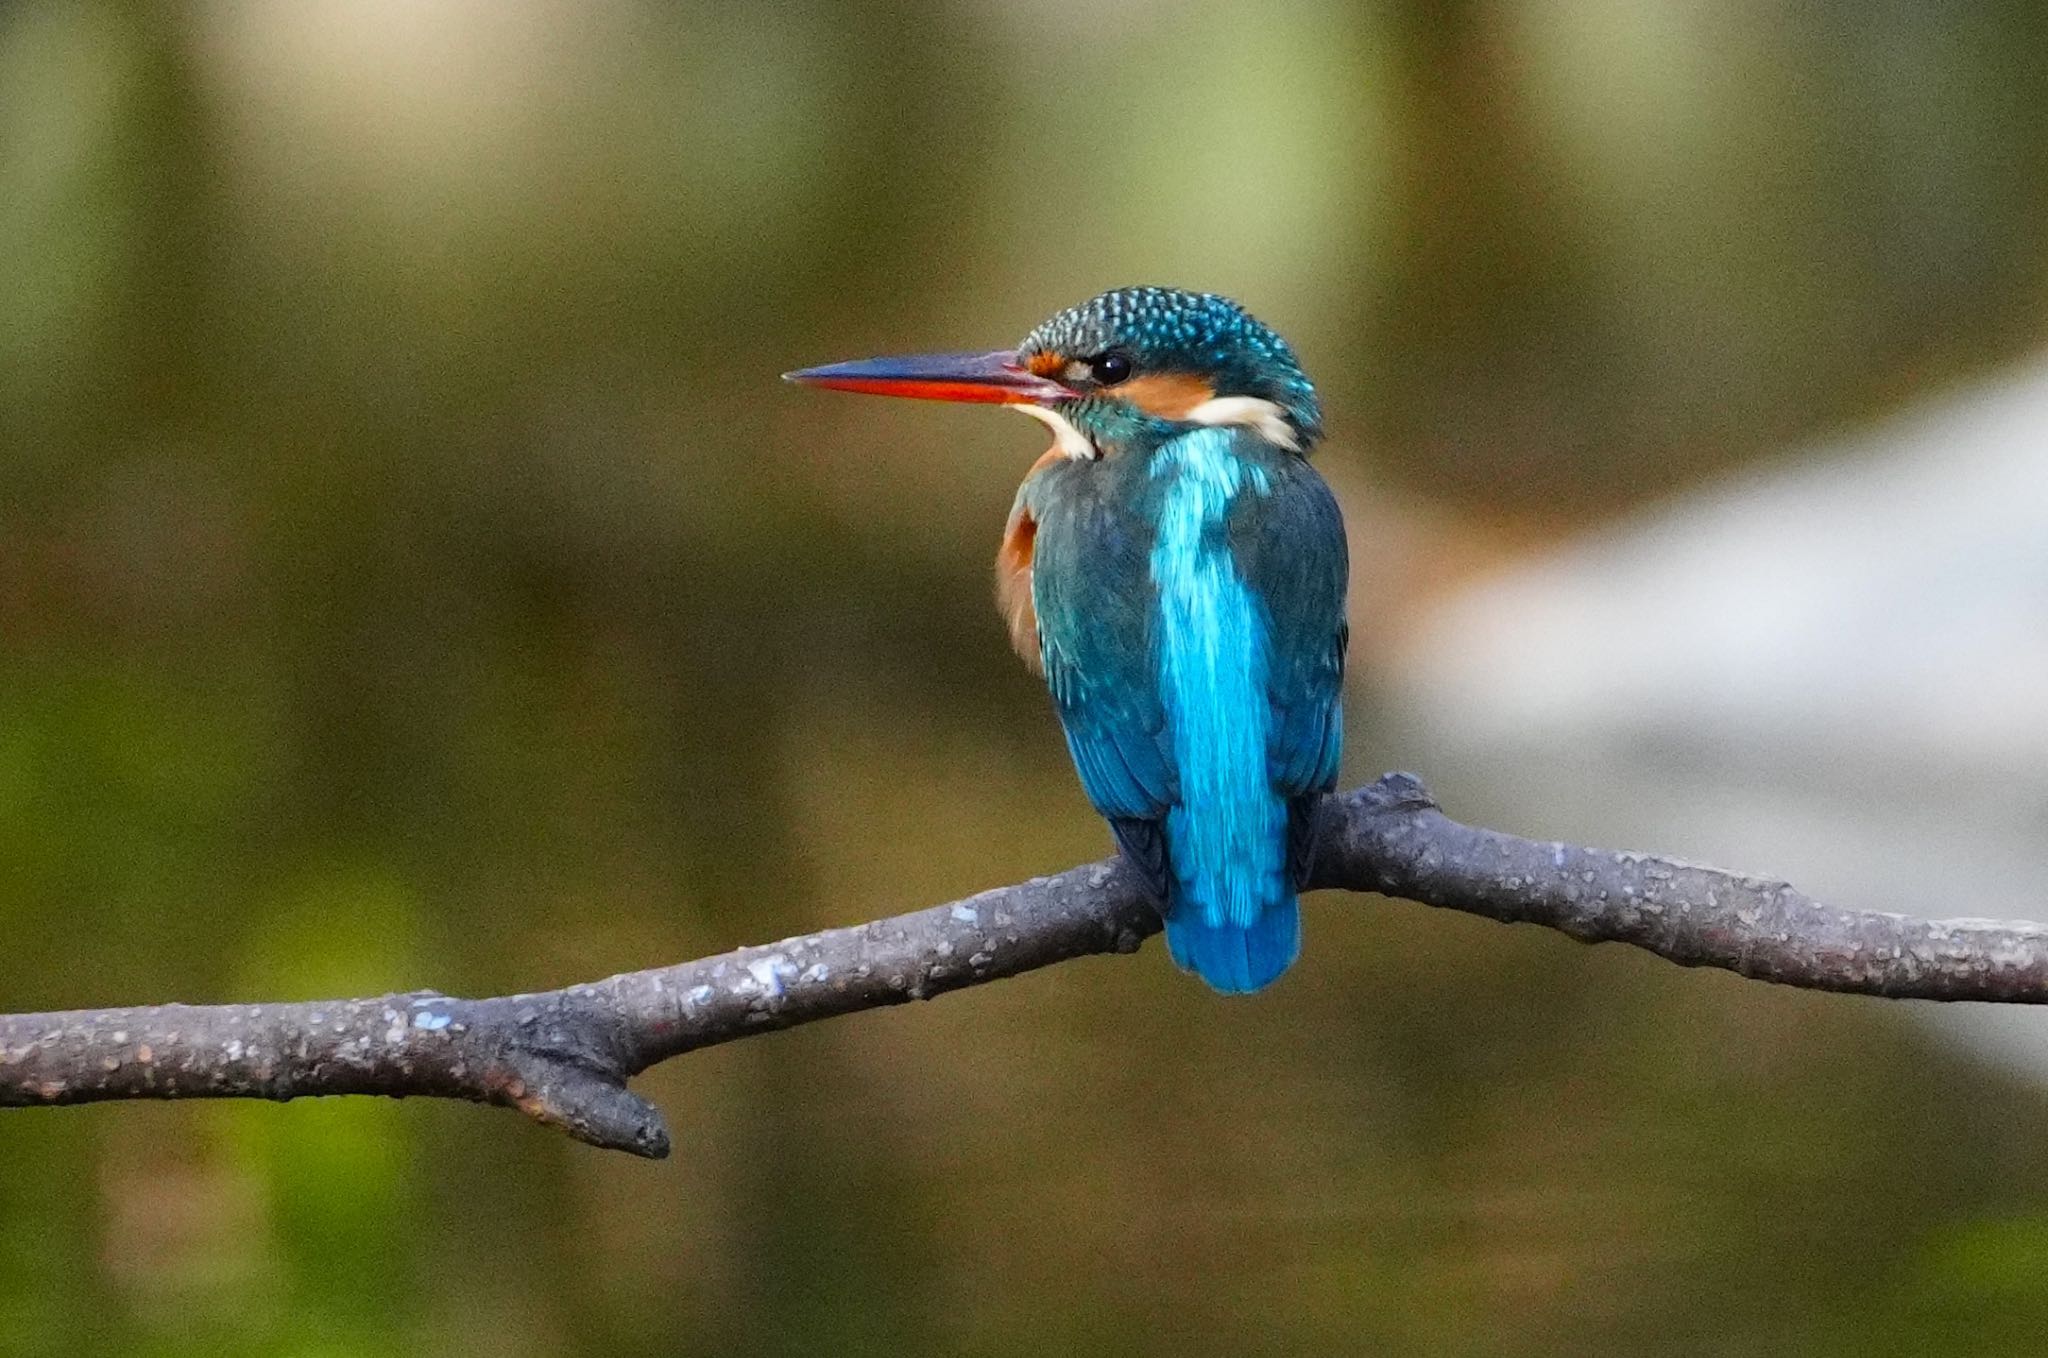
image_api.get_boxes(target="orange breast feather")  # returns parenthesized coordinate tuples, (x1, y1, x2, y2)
(996, 500, 1041, 674)
(994, 449, 1066, 674)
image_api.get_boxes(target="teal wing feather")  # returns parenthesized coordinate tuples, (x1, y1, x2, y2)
(1024, 440, 1346, 928)
(1028, 466, 1176, 900)
(1229, 447, 1348, 885)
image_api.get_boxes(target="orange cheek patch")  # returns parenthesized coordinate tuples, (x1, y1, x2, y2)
(1026, 351, 1067, 378)
(1117, 372, 1216, 420)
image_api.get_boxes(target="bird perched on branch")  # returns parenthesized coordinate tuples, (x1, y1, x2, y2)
(789, 287, 1346, 992)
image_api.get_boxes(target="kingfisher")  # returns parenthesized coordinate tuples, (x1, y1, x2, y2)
(788, 287, 1346, 993)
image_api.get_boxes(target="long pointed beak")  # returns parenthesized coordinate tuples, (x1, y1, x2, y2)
(783, 349, 1074, 405)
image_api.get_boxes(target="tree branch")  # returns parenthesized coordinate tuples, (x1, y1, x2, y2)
(6, 773, 2046, 1159)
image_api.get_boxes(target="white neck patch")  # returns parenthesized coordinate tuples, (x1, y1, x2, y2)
(1186, 396, 1300, 452)
(1009, 403, 1097, 460)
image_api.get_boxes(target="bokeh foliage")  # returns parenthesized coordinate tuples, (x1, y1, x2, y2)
(5, 1, 2048, 1353)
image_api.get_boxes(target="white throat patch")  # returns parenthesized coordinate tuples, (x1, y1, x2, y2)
(1009, 403, 1097, 460)
(1186, 396, 1300, 452)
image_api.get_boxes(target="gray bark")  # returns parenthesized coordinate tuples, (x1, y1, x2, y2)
(6, 773, 2046, 1158)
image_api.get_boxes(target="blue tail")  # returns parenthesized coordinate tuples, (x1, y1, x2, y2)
(1164, 894, 1301, 994)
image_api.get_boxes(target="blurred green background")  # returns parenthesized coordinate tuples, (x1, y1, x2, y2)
(7, 1, 2048, 1353)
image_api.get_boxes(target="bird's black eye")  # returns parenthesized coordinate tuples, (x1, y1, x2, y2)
(1089, 352, 1133, 386)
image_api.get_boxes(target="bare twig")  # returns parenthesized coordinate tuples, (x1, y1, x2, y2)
(6, 773, 2046, 1159)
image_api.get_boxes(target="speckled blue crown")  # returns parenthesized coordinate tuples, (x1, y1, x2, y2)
(1019, 286, 1322, 442)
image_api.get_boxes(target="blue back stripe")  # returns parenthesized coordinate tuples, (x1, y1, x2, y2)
(1149, 430, 1286, 929)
